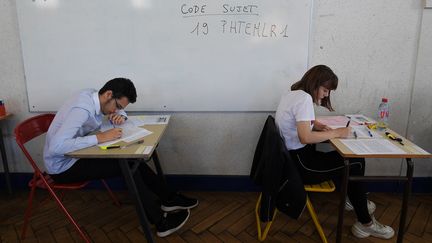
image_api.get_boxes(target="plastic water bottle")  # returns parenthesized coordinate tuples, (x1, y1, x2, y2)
(377, 98, 389, 130)
(0, 99, 6, 116)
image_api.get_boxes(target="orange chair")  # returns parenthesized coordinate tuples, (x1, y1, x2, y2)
(14, 114, 120, 242)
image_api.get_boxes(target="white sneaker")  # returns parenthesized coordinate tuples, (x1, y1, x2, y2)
(345, 199, 376, 215)
(351, 216, 395, 239)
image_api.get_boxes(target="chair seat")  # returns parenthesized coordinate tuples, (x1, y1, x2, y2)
(255, 180, 336, 242)
(28, 173, 89, 190)
(304, 180, 335, 192)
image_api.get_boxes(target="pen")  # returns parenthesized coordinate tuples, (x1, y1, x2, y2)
(107, 145, 120, 149)
(346, 119, 351, 127)
(110, 119, 116, 128)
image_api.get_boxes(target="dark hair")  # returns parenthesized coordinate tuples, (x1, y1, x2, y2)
(99, 78, 137, 103)
(291, 65, 338, 111)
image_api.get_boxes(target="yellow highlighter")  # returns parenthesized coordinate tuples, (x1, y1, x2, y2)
(99, 145, 120, 150)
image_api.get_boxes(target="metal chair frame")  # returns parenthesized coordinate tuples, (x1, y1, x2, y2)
(255, 180, 336, 242)
(15, 114, 120, 242)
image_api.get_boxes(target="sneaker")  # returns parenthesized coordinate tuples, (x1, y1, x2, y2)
(351, 216, 395, 239)
(345, 199, 376, 215)
(161, 193, 199, 212)
(156, 209, 190, 237)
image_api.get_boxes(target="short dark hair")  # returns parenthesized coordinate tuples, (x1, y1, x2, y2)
(99, 78, 137, 103)
(291, 65, 338, 111)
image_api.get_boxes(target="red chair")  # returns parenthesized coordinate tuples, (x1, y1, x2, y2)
(14, 114, 120, 242)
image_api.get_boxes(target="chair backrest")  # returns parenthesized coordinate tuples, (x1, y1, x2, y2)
(14, 114, 55, 174)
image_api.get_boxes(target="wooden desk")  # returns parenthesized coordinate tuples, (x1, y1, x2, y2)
(67, 122, 168, 243)
(330, 128, 432, 243)
(0, 113, 12, 194)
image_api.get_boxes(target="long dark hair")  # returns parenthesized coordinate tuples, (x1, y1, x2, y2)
(291, 65, 338, 111)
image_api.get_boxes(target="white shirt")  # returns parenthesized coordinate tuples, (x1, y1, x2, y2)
(275, 90, 315, 150)
(43, 89, 127, 174)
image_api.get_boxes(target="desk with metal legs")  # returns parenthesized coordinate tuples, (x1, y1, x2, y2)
(330, 128, 431, 243)
(0, 113, 13, 194)
(68, 122, 168, 243)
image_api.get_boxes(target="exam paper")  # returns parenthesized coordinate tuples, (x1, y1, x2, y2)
(345, 114, 376, 124)
(129, 115, 170, 126)
(317, 116, 350, 127)
(340, 139, 406, 155)
(326, 125, 379, 139)
(98, 120, 153, 147)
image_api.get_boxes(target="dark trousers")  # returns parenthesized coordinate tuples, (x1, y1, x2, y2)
(290, 144, 372, 224)
(50, 158, 174, 224)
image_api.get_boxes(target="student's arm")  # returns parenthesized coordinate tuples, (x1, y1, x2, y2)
(297, 121, 350, 144)
(49, 108, 122, 155)
(313, 120, 332, 131)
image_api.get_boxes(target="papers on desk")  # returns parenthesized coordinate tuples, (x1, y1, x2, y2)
(317, 116, 350, 127)
(328, 125, 379, 139)
(317, 115, 378, 139)
(98, 119, 152, 148)
(340, 139, 406, 155)
(345, 114, 376, 124)
(128, 115, 170, 126)
(351, 126, 380, 138)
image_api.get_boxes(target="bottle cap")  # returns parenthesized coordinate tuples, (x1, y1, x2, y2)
(382, 98, 388, 102)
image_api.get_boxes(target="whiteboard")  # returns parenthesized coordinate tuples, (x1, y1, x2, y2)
(16, 0, 311, 111)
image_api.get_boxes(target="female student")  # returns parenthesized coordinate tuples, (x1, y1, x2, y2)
(275, 65, 394, 239)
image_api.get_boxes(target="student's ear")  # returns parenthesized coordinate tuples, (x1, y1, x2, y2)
(103, 90, 113, 99)
(99, 90, 113, 103)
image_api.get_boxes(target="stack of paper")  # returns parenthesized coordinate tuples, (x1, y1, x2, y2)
(98, 120, 153, 148)
(340, 139, 406, 155)
(128, 115, 170, 126)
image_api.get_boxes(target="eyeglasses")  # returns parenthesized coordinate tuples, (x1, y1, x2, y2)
(114, 98, 124, 110)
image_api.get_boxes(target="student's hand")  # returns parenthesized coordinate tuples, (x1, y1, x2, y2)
(96, 128, 123, 143)
(335, 127, 351, 138)
(109, 114, 126, 125)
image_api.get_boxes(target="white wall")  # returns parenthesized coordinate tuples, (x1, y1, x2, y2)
(1, 0, 431, 177)
(407, 8, 432, 177)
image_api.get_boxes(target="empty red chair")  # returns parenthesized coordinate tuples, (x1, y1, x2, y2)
(14, 114, 120, 242)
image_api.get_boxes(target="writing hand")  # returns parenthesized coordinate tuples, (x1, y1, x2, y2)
(335, 127, 351, 138)
(109, 114, 126, 125)
(96, 128, 123, 143)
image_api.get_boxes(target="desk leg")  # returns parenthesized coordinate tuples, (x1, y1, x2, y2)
(119, 159, 154, 243)
(151, 150, 166, 184)
(336, 159, 350, 243)
(0, 126, 12, 194)
(397, 158, 413, 243)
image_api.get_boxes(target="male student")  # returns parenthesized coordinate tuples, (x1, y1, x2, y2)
(44, 78, 198, 237)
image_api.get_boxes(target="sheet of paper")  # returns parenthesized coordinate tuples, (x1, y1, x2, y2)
(316, 116, 350, 127)
(349, 125, 380, 139)
(340, 139, 406, 155)
(345, 114, 376, 124)
(325, 124, 380, 139)
(129, 115, 170, 126)
(98, 121, 153, 147)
